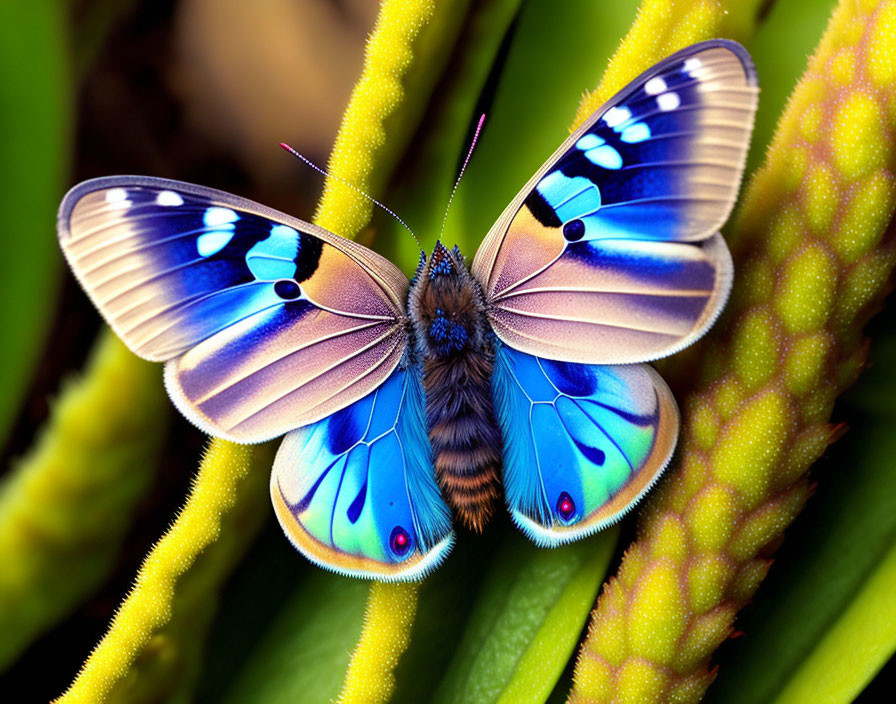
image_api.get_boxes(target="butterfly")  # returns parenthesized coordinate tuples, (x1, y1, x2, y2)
(57, 40, 757, 581)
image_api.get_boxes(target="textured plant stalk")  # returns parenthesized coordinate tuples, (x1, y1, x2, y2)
(313, 0, 436, 240)
(569, 1, 896, 702)
(0, 333, 166, 671)
(338, 582, 420, 704)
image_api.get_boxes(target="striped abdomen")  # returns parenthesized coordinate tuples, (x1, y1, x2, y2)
(423, 347, 502, 532)
(408, 241, 503, 532)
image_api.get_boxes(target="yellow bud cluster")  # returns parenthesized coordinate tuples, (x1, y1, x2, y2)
(570, 1, 896, 701)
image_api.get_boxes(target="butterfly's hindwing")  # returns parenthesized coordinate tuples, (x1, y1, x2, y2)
(472, 40, 757, 365)
(58, 177, 409, 442)
(271, 364, 454, 581)
(491, 342, 678, 545)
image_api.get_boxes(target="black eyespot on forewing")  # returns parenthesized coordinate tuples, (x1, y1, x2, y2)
(563, 219, 585, 241)
(274, 279, 301, 299)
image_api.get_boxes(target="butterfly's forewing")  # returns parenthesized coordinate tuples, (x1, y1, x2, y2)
(271, 365, 454, 580)
(58, 177, 409, 442)
(492, 343, 678, 544)
(472, 40, 757, 364)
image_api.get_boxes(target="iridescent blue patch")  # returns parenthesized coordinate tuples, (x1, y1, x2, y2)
(430, 258, 452, 277)
(584, 144, 623, 170)
(492, 342, 661, 542)
(620, 122, 651, 143)
(536, 172, 602, 222)
(246, 223, 300, 280)
(541, 359, 598, 396)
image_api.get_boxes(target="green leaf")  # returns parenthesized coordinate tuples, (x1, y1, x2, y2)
(771, 541, 896, 704)
(219, 568, 370, 704)
(0, 1, 70, 446)
(432, 529, 617, 704)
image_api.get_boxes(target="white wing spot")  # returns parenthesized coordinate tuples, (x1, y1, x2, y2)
(645, 77, 667, 95)
(198, 207, 238, 257)
(620, 123, 651, 144)
(197, 231, 235, 257)
(203, 207, 239, 227)
(270, 224, 299, 239)
(657, 92, 681, 111)
(683, 57, 702, 76)
(156, 190, 184, 207)
(105, 188, 130, 209)
(603, 106, 631, 128)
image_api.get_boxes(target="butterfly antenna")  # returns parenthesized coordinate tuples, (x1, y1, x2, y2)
(439, 114, 486, 240)
(279, 142, 422, 253)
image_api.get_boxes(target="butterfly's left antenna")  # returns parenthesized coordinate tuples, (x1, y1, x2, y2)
(279, 143, 422, 254)
(439, 114, 486, 240)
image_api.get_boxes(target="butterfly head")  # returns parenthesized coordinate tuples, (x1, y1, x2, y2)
(427, 240, 459, 278)
(408, 241, 488, 360)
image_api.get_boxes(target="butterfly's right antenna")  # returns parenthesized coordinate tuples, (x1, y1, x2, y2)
(279, 143, 422, 254)
(439, 114, 486, 239)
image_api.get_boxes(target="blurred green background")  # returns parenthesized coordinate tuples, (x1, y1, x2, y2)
(0, 1, 893, 702)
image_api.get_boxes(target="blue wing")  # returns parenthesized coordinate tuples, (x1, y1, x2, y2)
(58, 177, 409, 442)
(271, 363, 454, 581)
(492, 342, 679, 545)
(526, 40, 758, 243)
(473, 40, 757, 364)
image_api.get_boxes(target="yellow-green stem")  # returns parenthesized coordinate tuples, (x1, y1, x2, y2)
(338, 582, 420, 704)
(314, 0, 436, 240)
